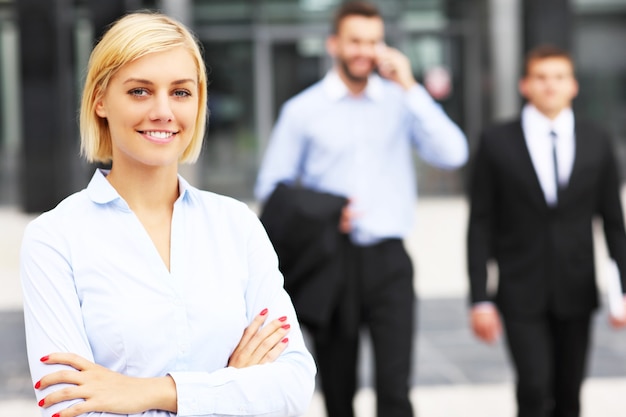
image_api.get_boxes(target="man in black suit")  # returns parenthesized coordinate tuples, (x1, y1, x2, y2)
(467, 45, 626, 417)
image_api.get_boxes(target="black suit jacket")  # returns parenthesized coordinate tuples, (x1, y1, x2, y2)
(467, 119, 626, 318)
(259, 183, 348, 330)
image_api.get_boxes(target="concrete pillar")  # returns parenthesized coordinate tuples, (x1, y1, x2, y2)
(488, 0, 522, 121)
(523, 0, 572, 52)
(87, 0, 128, 43)
(0, 19, 21, 204)
(159, 0, 192, 26)
(16, 0, 76, 213)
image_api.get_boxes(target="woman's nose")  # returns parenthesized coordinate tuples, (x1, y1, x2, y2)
(149, 93, 174, 122)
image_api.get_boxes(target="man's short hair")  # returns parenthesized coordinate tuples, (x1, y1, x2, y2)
(523, 44, 574, 77)
(331, 1, 381, 34)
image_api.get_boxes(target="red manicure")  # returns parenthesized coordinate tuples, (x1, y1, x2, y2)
(260, 308, 268, 316)
(40, 355, 49, 362)
(282, 324, 291, 330)
(34, 380, 41, 389)
(38, 398, 45, 407)
(278, 316, 287, 322)
(52, 414, 60, 417)
(281, 337, 289, 343)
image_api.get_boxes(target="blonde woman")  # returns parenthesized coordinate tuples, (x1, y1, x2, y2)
(20, 12, 315, 417)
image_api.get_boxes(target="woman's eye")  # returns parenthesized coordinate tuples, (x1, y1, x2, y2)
(128, 88, 149, 97)
(173, 89, 191, 98)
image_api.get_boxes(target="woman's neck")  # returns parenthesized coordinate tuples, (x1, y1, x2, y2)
(106, 164, 180, 213)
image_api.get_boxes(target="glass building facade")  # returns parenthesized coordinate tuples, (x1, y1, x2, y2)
(0, 0, 625, 209)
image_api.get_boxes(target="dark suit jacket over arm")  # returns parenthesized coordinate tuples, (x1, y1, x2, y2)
(260, 183, 348, 330)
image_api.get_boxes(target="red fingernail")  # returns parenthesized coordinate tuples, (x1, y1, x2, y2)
(281, 337, 289, 343)
(40, 355, 49, 362)
(260, 308, 268, 316)
(279, 316, 287, 322)
(282, 324, 290, 329)
(38, 398, 45, 407)
(52, 414, 60, 417)
(34, 380, 41, 389)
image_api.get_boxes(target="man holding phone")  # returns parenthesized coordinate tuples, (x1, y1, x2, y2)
(255, 2, 467, 417)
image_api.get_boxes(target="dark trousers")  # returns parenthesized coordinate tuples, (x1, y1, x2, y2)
(313, 239, 415, 417)
(502, 313, 592, 417)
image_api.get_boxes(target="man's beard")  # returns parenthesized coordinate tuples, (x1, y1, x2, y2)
(339, 58, 372, 83)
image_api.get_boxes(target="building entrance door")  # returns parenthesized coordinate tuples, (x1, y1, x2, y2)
(197, 25, 328, 200)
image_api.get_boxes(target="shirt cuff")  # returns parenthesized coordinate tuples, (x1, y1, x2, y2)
(472, 301, 496, 312)
(404, 83, 435, 110)
(168, 369, 235, 416)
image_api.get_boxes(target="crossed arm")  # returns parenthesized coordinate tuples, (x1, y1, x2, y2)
(21, 207, 315, 417)
(35, 310, 292, 417)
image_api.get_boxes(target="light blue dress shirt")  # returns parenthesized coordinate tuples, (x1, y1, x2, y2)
(20, 169, 316, 417)
(255, 71, 468, 245)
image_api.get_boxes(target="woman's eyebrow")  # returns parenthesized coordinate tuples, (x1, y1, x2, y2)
(122, 78, 196, 85)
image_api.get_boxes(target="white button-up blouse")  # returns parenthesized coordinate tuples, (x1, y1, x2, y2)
(20, 169, 316, 417)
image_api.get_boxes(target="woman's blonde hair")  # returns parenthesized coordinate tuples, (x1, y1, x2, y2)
(80, 11, 208, 164)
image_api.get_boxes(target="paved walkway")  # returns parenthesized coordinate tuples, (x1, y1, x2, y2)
(2, 199, 626, 417)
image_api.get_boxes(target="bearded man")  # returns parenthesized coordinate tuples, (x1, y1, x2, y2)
(255, 2, 468, 417)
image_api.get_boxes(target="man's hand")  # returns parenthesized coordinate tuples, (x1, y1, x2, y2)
(470, 304, 502, 344)
(36, 353, 177, 416)
(339, 200, 361, 234)
(609, 296, 626, 328)
(339, 204, 354, 234)
(228, 309, 291, 368)
(375, 44, 417, 91)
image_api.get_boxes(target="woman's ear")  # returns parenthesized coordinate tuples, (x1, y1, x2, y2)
(95, 100, 106, 118)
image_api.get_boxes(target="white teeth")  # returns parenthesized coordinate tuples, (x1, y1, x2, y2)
(144, 131, 174, 139)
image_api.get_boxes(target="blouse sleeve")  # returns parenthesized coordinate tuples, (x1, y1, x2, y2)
(169, 207, 317, 417)
(20, 217, 125, 417)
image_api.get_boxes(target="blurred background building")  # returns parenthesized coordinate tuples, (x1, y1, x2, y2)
(0, 0, 624, 212)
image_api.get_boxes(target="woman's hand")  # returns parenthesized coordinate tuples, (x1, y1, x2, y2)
(228, 308, 291, 368)
(36, 353, 177, 417)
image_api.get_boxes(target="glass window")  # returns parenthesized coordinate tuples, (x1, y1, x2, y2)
(404, 34, 468, 195)
(573, 6, 626, 176)
(194, 0, 256, 24)
(198, 40, 257, 199)
(0, 2, 19, 204)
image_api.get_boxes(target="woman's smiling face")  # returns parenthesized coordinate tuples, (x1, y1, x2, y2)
(95, 46, 199, 170)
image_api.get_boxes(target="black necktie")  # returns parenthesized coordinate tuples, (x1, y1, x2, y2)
(550, 130, 559, 204)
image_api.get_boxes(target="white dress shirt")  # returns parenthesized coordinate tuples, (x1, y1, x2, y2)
(255, 70, 468, 245)
(20, 169, 316, 417)
(522, 104, 576, 206)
